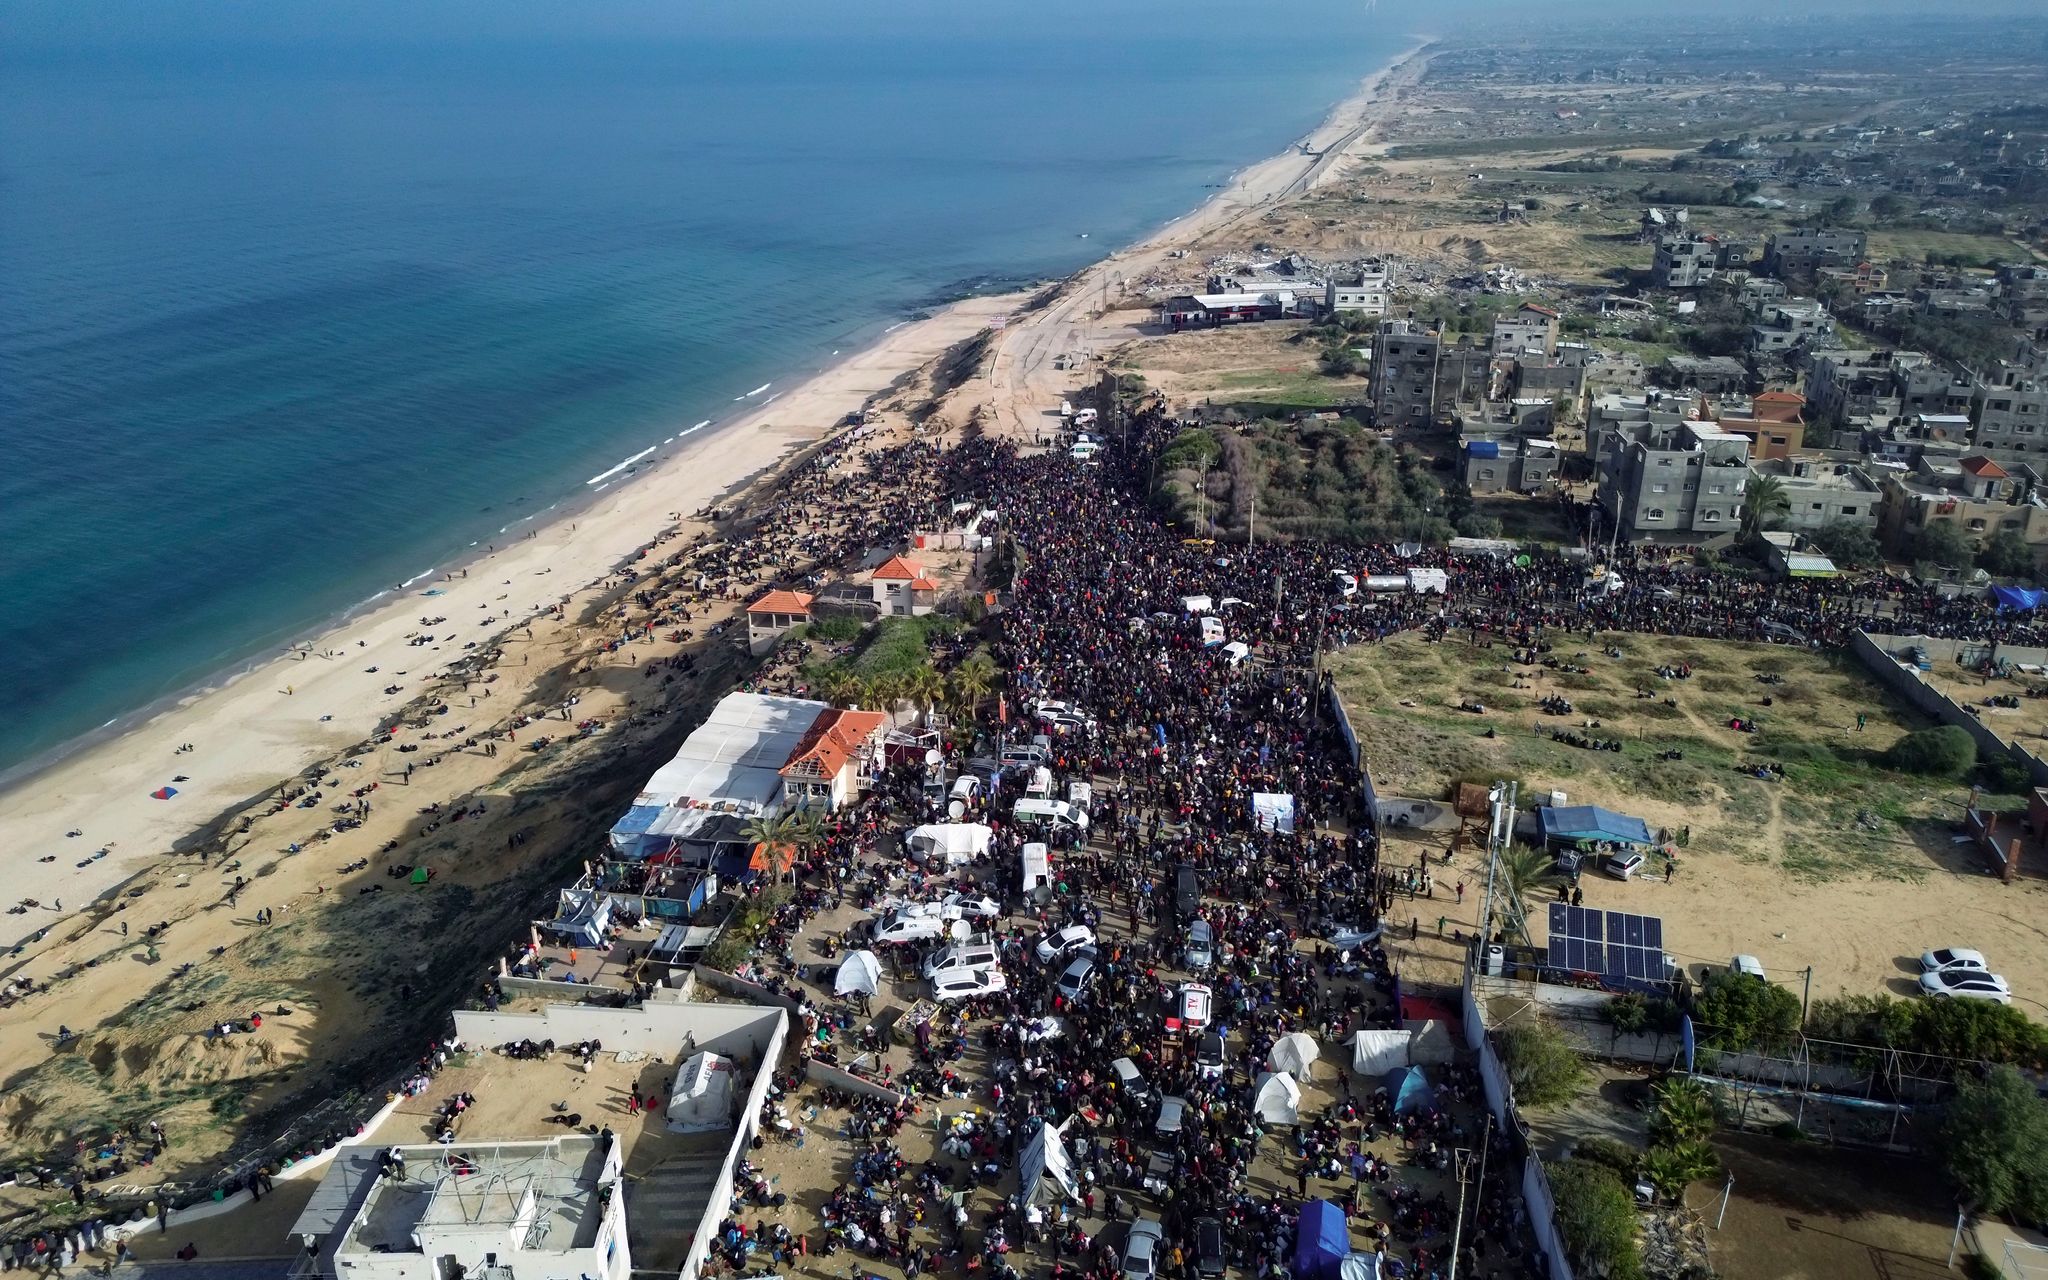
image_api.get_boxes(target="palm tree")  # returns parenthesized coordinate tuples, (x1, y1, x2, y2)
(903, 665, 948, 722)
(865, 672, 907, 715)
(1649, 1077, 1718, 1145)
(814, 667, 860, 709)
(949, 655, 997, 725)
(784, 807, 830, 883)
(740, 811, 800, 886)
(1641, 1140, 1720, 1203)
(1496, 846, 1566, 943)
(1740, 473, 1790, 541)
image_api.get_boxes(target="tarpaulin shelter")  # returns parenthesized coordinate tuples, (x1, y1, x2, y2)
(1338, 1253, 1382, 1280)
(1406, 1020, 1456, 1065)
(1251, 793, 1297, 835)
(1253, 1071, 1302, 1124)
(151, 787, 177, 800)
(1349, 1029, 1410, 1077)
(1269, 1031, 1319, 1081)
(1382, 1065, 1436, 1116)
(1538, 804, 1654, 847)
(547, 888, 610, 945)
(1292, 1200, 1350, 1280)
(1019, 1117, 1078, 1203)
(666, 1050, 735, 1134)
(835, 949, 883, 996)
(1993, 585, 2046, 612)
(409, 866, 431, 887)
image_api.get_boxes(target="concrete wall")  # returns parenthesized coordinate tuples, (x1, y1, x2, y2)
(1327, 684, 1380, 829)
(805, 1059, 915, 1105)
(1462, 976, 1575, 1280)
(693, 964, 804, 1014)
(1852, 631, 2048, 787)
(452, 993, 784, 1062)
(681, 1012, 788, 1280)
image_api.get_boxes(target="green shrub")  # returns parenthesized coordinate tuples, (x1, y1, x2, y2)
(1496, 1020, 1588, 1108)
(1882, 725, 1977, 779)
(811, 613, 866, 643)
(1571, 1136, 1644, 1181)
(1693, 969, 1802, 1053)
(1937, 1065, 2048, 1219)
(1547, 1160, 1645, 1280)
(1980, 754, 2032, 795)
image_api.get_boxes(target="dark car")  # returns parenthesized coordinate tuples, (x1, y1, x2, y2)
(1173, 866, 1200, 920)
(1193, 1217, 1225, 1277)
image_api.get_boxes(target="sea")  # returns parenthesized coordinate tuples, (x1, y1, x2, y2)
(0, 0, 1421, 777)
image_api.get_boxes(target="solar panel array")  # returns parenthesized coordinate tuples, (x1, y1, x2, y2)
(1546, 903, 1670, 992)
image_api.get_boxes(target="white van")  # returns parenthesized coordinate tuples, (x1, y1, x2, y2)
(1026, 765, 1055, 799)
(924, 938, 1000, 980)
(948, 775, 983, 820)
(1020, 842, 1053, 898)
(1069, 441, 1102, 465)
(1013, 798, 1089, 833)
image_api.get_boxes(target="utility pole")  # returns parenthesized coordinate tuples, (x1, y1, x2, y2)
(1447, 1114, 1493, 1280)
(1249, 489, 1257, 547)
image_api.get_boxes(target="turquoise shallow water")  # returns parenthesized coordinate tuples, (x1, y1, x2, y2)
(0, 4, 1415, 774)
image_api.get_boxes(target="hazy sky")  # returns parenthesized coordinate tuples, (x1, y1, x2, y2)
(8, 0, 2041, 53)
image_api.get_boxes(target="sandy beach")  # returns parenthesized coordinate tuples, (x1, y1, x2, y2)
(0, 41, 1433, 1186)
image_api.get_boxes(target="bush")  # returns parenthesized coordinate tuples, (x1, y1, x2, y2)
(1693, 969, 1802, 1053)
(1883, 725, 1978, 779)
(1642, 1140, 1720, 1202)
(1571, 1136, 1644, 1181)
(811, 613, 866, 643)
(1980, 754, 2032, 795)
(1547, 1160, 1646, 1280)
(1496, 1020, 1588, 1107)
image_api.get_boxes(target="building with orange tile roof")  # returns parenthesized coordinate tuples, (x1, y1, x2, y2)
(745, 590, 815, 655)
(779, 708, 890, 810)
(871, 556, 938, 616)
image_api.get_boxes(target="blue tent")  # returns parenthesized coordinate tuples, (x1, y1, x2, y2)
(1993, 585, 2045, 612)
(1292, 1200, 1349, 1280)
(1382, 1066, 1436, 1116)
(1539, 804, 1654, 846)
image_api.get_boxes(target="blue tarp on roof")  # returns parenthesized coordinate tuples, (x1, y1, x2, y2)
(1292, 1200, 1349, 1280)
(1539, 804, 1654, 846)
(1993, 586, 2046, 612)
(611, 804, 665, 836)
(1464, 439, 1500, 459)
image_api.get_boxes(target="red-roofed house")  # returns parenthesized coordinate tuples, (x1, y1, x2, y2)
(871, 556, 939, 617)
(779, 708, 890, 810)
(746, 590, 815, 655)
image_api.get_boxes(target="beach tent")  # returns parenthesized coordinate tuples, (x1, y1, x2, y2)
(1182, 595, 1214, 614)
(666, 1051, 735, 1134)
(1292, 1200, 1350, 1280)
(1538, 804, 1654, 847)
(1019, 1118, 1079, 1203)
(1382, 1066, 1436, 1116)
(1350, 1029, 1410, 1077)
(1993, 585, 2046, 612)
(1269, 1032, 1319, 1081)
(548, 889, 611, 945)
(151, 787, 177, 800)
(1251, 792, 1297, 835)
(409, 866, 431, 887)
(1407, 1020, 1456, 1066)
(1406, 568, 1449, 595)
(1254, 1071, 1302, 1124)
(835, 950, 883, 997)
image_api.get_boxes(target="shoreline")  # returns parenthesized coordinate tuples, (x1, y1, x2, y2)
(0, 295, 1013, 800)
(0, 38, 1431, 950)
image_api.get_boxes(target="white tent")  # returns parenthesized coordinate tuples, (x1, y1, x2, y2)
(835, 949, 883, 996)
(1268, 1031, 1319, 1081)
(1252, 1071, 1301, 1124)
(1182, 595, 1214, 614)
(1221, 640, 1251, 667)
(1407, 567, 1449, 595)
(1407, 1019, 1457, 1065)
(1350, 1029, 1411, 1077)
(1019, 1117, 1079, 1203)
(666, 1050, 736, 1134)
(1339, 1252, 1383, 1280)
(1251, 792, 1296, 834)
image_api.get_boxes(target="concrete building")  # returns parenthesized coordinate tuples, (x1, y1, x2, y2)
(1746, 296, 1833, 359)
(1369, 320, 1441, 428)
(1490, 303, 1561, 359)
(1878, 453, 2048, 561)
(1595, 417, 1751, 542)
(1461, 436, 1559, 494)
(293, 1135, 631, 1280)
(1763, 228, 1870, 275)
(870, 555, 937, 616)
(744, 590, 814, 656)
(1651, 232, 1742, 288)
(1751, 457, 1881, 533)
(1159, 290, 1304, 328)
(1658, 355, 1749, 396)
(1972, 345, 2048, 458)
(777, 707, 890, 811)
(1583, 390, 1701, 465)
(1324, 261, 1393, 316)
(1997, 264, 2048, 337)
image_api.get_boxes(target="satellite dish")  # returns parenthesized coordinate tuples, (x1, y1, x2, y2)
(949, 800, 966, 820)
(950, 920, 971, 942)
(925, 749, 944, 767)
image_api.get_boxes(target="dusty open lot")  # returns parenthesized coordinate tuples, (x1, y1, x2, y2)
(1703, 1131, 1961, 1280)
(1329, 632, 2048, 1008)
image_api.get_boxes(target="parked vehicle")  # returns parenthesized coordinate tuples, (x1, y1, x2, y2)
(1184, 919, 1214, 971)
(939, 891, 1001, 920)
(1601, 851, 1647, 880)
(873, 911, 946, 944)
(1919, 970, 2011, 1002)
(1037, 924, 1097, 965)
(1731, 954, 1766, 981)
(931, 967, 1007, 1001)
(904, 822, 992, 868)
(923, 939, 999, 980)
(1013, 798, 1089, 833)
(1193, 1218, 1226, 1278)
(1111, 1056, 1157, 1107)
(1057, 954, 1097, 1000)
(1920, 947, 1990, 974)
(1122, 1219, 1165, 1280)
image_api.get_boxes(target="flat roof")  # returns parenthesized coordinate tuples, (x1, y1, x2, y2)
(340, 1138, 608, 1258)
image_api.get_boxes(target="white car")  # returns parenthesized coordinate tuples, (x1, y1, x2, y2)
(1731, 955, 1766, 981)
(940, 892, 1002, 920)
(1184, 919, 1214, 971)
(1038, 924, 1097, 965)
(1177, 983, 1214, 1029)
(1057, 954, 1096, 1000)
(931, 967, 1008, 1002)
(1919, 970, 2011, 1003)
(873, 911, 946, 944)
(1920, 947, 1990, 975)
(1123, 1219, 1165, 1280)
